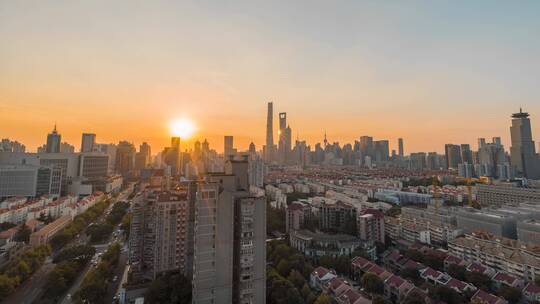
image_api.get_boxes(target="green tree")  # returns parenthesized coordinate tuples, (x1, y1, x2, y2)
(301, 283, 312, 299)
(145, 272, 192, 304)
(447, 264, 466, 281)
(360, 272, 384, 295)
(53, 245, 95, 263)
(277, 259, 292, 277)
(318, 255, 335, 270)
(403, 290, 426, 304)
(121, 213, 132, 237)
(86, 223, 114, 243)
(268, 277, 304, 304)
(13, 223, 31, 243)
(313, 293, 331, 304)
(424, 253, 444, 271)
(497, 286, 521, 304)
(385, 205, 401, 217)
(404, 249, 424, 263)
(306, 293, 318, 304)
(287, 270, 306, 290)
(399, 267, 421, 285)
(0, 275, 16, 300)
(372, 295, 389, 304)
(465, 271, 492, 291)
(267, 203, 286, 235)
(428, 285, 464, 304)
(0, 222, 16, 232)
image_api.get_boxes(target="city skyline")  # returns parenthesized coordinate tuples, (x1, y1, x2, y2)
(2, 106, 540, 156)
(2, 2, 540, 153)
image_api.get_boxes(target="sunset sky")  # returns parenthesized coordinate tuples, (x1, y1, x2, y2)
(1, 1, 540, 154)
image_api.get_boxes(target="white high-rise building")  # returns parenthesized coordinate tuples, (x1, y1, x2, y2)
(192, 157, 266, 304)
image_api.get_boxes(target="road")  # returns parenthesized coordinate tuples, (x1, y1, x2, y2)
(2, 188, 132, 304)
(58, 189, 132, 304)
(58, 243, 110, 304)
(1, 258, 55, 304)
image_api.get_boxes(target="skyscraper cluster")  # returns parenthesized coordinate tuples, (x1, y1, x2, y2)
(263, 102, 293, 165)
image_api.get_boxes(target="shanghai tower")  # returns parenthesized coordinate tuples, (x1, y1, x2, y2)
(265, 102, 274, 161)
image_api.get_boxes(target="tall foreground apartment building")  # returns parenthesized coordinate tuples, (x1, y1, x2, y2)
(128, 183, 196, 281)
(192, 157, 266, 304)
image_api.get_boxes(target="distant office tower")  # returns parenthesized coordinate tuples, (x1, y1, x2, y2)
(359, 136, 374, 160)
(249, 142, 256, 155)
(139, 142, 151, 164)
(293, 140, 310, 167)
(264, 102, 275, 162)
(0, 165, 61, 198)
(460, 144, 473, 165)
(115, 141, 136, 176)
(202, 139, 210, 155)
(373, 140, 389, 162)
(458, 162, 474, 178)
(94, 143, 117, 174)
(79, 153, 109, 178)
(60, 142, 75, 153)
(81, 133, 96, 152)
(171, 137, 181, 150)
(478, 138, 506, 178)
(163, 137, 181, 175)
(445, 144, 462, 169)
(277, 112, 292, 164)
(478, 138, 487, 150)
(193, 140, 202, 160)
(398, 138, 404, 158)
(192, 158, 266, 304)
(492, 137, 502, 146)
(0, 139, 26, 153)
(426, 152, 443, 170)
(224, 136, 235, 157)
(279, 112, 286, 131)
(510, 109, 540, 179)
(46, 125, 61, 153)
(409, 152, 427, 170)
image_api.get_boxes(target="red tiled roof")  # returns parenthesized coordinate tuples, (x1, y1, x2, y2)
(312, 266, 330, 279)
(403, 259, 422, 270)
(493, 272, 518, 285)
(365, 264, 385, 276)
(351, 256, 370, 269)
(468, 262, 488, 273)
(421, 267, 442, 279)
(472, 290, 506, 304)
(524, 283, 540, 294)
(361, 208, 384, 219)
(386, 275, 405, 288)
(385, 250, 402, 263)
(445, 254, 464, 265)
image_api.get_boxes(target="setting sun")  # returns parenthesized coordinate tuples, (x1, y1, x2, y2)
(169, 118, 196, 139)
